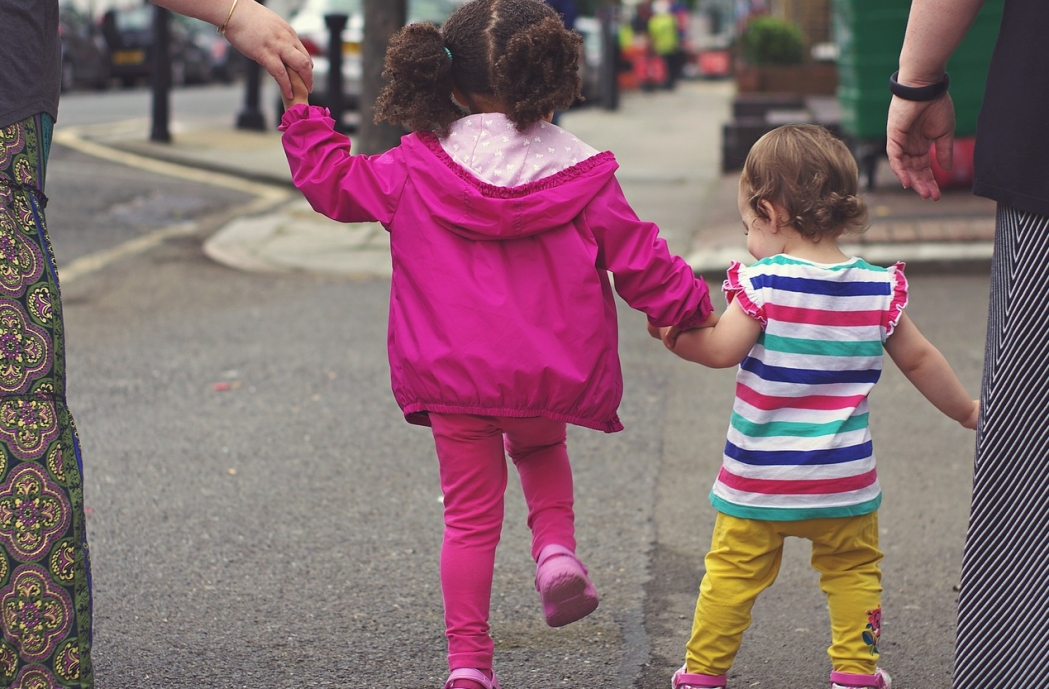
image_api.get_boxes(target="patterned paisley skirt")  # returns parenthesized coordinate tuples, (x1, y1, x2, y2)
(0, 114, 92, 688)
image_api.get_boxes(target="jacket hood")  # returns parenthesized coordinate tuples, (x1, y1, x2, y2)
(400, 130, 619, 241)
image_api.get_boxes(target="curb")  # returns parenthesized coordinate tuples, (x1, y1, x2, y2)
(63, 122, 997, 280)
(106, 141, 297, 190)
(686, 240, 994, 278)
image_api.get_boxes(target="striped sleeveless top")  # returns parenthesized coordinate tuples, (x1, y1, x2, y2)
(710, 255, 908, 521)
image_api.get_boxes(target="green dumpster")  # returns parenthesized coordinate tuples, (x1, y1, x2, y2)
(832, 0, 1004, 141)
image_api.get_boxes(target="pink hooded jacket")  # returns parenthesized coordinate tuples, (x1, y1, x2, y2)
(281, 105, 712, 432)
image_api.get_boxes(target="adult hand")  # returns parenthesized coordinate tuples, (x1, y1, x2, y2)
(886, 94, 956, 200)
(222, 0, 314, 100)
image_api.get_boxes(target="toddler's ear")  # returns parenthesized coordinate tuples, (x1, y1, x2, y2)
(760, 200, 790, 231)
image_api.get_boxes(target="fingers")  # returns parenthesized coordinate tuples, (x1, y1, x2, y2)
(911, 172, 942, 201)
(647, 323, 680, 349)
(661, 326, 680, 350)
(886, 140, 942, 200)
(262, 56, 293, 100)
(284, 48, 314, 92)
(269, 38, 312, 98)
(262, 41, 312, 100)
(932, 135, 954, 174)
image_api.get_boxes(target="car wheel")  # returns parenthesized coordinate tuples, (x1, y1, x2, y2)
(94, 66, 111, 91)
(61, 60, 75, 92)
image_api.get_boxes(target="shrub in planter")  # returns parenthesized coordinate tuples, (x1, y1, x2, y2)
(741, 16, 804, 66)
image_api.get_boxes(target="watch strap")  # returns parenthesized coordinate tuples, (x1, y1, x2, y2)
(889, 71, 950, 102)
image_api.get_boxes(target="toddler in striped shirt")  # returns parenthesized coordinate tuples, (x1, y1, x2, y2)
(652, 124, 978, 689)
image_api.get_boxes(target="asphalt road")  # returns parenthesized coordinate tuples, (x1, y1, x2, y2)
(46, 144, 254, 264)
(49, 79, 989, 689)
(60, 235, 988, 687)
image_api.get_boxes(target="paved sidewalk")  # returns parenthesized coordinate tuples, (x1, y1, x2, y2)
(62, 80, 996, 278)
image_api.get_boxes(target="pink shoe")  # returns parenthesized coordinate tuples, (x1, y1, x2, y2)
(444, 668, 501, 689)
(830, 668, 892, 689)
(534, 544, 599, 627)
(671, 665, 727, 689)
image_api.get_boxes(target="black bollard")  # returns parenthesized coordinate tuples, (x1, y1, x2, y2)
(236, 0, 267, 130)
(325, 13, 348, 131)
(151, 5, 172, 142)
(236, 60, 266, 130)
(599, 9, 620, 112)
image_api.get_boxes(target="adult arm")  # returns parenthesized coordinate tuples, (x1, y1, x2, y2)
(886, 0, 985, 199)
(150, 0, 313, 99)
(883, 312, 979, 428)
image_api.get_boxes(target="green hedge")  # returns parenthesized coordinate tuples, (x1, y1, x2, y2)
(741, 16, 805, 66)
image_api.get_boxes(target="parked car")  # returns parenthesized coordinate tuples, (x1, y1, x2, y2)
(101, 5, 212, 88)
(59, 4, 110, 91)
(180, 16, 249, 83)
(280, 0, 466, 127)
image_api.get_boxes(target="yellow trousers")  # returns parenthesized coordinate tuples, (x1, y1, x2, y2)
(685, 511, 884, 677)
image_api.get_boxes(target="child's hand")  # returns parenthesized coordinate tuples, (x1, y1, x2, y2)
(960, 400, 979, 430)
(645, 323, 682, 350)
(655, 325, 681, 350)
(664, 314, 720, 351)
(281, 65, 311, 111)
(649, 312, 722, 352)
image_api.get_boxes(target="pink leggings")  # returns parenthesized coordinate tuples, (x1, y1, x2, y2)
(430, 413, 577, 671)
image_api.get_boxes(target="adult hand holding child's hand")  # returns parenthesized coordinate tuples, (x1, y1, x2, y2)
(281, 66, 311, 111)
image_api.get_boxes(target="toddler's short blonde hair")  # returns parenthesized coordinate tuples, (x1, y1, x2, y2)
(741, 124, 869, 239)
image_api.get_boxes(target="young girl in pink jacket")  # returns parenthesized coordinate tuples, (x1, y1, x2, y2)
(279, 1, 713, 686)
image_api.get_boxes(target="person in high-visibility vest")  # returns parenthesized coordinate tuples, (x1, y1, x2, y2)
(648, 0, 683, 89)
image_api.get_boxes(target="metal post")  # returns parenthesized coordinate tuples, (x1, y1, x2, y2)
(150, 6, 171, 142)
(236, 0, 267, 129)
(600, 7, 620, 111)
(236, 62, 266, 130)
(325, 13, 348, 131)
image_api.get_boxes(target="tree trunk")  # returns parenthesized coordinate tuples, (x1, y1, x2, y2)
(359, 0, 406, 154)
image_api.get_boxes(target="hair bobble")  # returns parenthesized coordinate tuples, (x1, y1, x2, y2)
(444, 47, 453, 61)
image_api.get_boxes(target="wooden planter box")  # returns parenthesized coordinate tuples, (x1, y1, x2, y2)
(735, 63, 838, 95)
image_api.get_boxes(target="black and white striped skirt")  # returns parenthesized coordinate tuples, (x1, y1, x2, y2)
(953, 203, 1049, 687)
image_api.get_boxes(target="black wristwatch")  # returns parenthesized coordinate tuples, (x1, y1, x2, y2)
(889, 71, 950, 101)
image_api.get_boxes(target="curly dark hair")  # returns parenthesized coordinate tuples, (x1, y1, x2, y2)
(374, 0, 583, 135)
(741, 124, 869, 239)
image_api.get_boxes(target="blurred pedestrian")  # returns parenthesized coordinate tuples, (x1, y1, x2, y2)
(632, 1, 654, 35)
(649, 0, 683, 89)
(278, 1, 713, 687)
(656, 124, 978, 689)
(886, 1, 1049, 687)
(0, 1, 310, 686)
(544, 0, 577, 123)
(545, 0, 577, 30)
